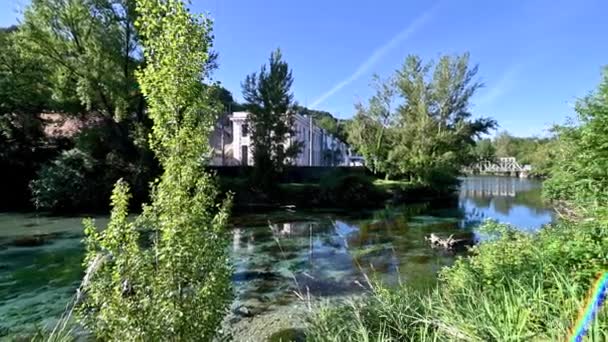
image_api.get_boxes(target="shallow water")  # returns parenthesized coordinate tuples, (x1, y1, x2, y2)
(0, 176, 553, 336)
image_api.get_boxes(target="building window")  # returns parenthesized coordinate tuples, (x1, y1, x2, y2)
(241, 145, 248, 166)
(242, 123, 249, 137)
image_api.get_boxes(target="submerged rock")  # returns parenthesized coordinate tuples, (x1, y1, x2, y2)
(223, 303, 308, 342)
(10, 234, 55, 247)
(233, 305, 254, 317)
(232, 270, 279, 282)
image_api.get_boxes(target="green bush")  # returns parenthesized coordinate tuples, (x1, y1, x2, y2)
(29, 122, 158, 212)
(29, 148, 103, 211)
(544, 68, 608, 208)
(319, 170, 383, 208)
(442, 219, 608, 293)
(308, 272, 607, 341)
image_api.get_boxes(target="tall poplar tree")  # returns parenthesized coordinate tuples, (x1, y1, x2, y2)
(78, 0, 232, 339)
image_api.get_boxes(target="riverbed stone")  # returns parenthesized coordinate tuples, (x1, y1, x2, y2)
(10, 234, 52, 247)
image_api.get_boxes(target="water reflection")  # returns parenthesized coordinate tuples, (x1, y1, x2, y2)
(459, 176, 554, 230)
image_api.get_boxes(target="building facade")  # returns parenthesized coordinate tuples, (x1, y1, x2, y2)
(210, 111, 362, 167)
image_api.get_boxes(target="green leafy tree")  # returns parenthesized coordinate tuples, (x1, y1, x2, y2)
(473, 138, 496, 161)
(0, 26, 59, 209)
(494, 131, 516, 158)
(390, 54, 496, 183)
(545, 67, 608, 207)
(78, 1, 232, 340)
(20, 0, 140, 120)
(242, 49, 301, 187)
(349, 53, 496, 184)
(22, 0, 159, 211)
(348, 75, 397, 175)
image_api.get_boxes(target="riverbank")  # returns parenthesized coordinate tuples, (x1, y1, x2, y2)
(6, 167, 457, 216)
(220, 174, 457, 212)
(307, 206, 608, 340)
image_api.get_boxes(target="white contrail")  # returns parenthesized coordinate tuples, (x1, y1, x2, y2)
(310, 4, 440, 109)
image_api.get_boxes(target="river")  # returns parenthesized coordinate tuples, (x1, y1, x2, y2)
(0, 176, 554, 339)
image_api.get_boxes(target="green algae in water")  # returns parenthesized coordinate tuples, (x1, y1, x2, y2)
(0, 240, 83, 335)
(268, 328, 306, 342)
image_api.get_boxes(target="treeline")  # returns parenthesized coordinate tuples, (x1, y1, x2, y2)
(0, 14, 251, 213)
(0, 5, 347, 212)
(2, 6, 494, 213)
(1, 4, 159, 212)
(309, 68, 608, 340)
(473, 131, 556, 176)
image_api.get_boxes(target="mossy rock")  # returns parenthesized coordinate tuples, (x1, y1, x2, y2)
(267, 328, 306, 342)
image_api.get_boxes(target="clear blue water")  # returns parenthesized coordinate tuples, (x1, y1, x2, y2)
(0, 176, 553, 337)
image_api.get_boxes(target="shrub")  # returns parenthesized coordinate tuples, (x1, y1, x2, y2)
(29, 148, 103, 211)
(441, 219, 608, 293)
(319, 170, 383, 208)
(308, 261, 608, 341)
(29, 122, 159, 213)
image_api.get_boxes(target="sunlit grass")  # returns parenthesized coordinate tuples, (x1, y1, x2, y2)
(307, 269, 608, 341)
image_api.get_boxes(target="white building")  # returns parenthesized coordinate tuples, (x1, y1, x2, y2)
(209, 111, 362, 167)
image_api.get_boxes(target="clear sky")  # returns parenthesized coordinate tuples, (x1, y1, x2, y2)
(2, 0, 607, 137)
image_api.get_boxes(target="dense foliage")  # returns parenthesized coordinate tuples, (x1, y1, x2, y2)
(242, 49, 302, 188)
(0, 26, 63, 209)
(319, 170, 384, 208)
(20, 0, 158, 212)
(348, 54, 496, 185)
(471, 138, 496, 161)
(308, 66, 608, 341)
(78, 1, 232, 340)
(544, 67, 608, 207)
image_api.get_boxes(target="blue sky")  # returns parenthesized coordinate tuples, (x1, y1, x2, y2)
(2, 0, 607, 137)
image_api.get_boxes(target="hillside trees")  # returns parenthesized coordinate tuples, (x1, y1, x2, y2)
(349, 53, 496, 185)
(79, 0, 232, 339)
(296, 105, 349, 142)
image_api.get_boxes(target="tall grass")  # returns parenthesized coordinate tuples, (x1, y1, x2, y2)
(308, 269, 608, 341)
(307, 217, 608, 341)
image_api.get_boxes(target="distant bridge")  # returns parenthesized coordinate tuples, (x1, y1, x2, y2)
(464, 157, 532, 177)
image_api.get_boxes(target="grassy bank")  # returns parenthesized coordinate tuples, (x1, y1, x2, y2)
(306, 217, 608, 341)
